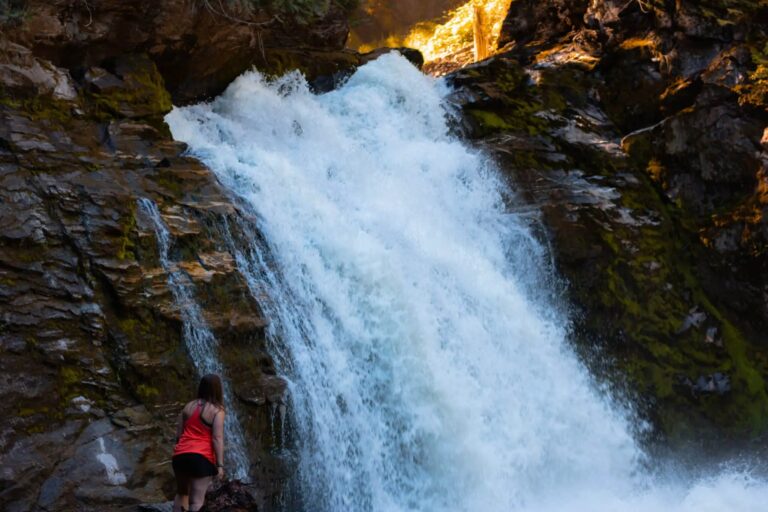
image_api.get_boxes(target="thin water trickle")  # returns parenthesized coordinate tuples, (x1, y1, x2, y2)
(167, 53, 768, 511)
(137, 198, 250, 480)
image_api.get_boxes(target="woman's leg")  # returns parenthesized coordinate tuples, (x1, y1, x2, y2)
(173, 472, 190, 512)
(188, 476, 213, 512)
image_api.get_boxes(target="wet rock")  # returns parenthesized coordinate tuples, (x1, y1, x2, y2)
(704, 326, 723, 347)
(139, 503, 173, 512)
(677, 307, 707, 334)
(361, 47, 424, 69)
(110, 405, 153, 429)
(201, 480, 260, 512)
(34, 418, 170, 510)
(141, 481, 262, 512)
(498, 0, 590, 49)
(236, 375, 289, 407)
(680, 373, 732, 395)
(83, 66, 126, 94)
(0, 39, 76, 100)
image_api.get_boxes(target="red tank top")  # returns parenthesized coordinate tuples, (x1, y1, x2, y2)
(173, 401, 216, 464)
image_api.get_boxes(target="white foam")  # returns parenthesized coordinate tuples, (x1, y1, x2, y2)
(167, 53, 768, 512)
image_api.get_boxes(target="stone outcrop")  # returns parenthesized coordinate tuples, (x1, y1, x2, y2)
(447, 0, 768, 448)
(0, 1, 358, 510)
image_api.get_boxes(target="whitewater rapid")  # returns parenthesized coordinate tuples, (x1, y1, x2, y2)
(167, 53, 768, 511)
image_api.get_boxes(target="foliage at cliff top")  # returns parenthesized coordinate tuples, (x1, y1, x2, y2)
(0, 0, 25, 25)
(1, 0, 360, 26)
(230, 0, 359, 19)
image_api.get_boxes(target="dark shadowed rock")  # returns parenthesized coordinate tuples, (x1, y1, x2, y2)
(201, 480, 260, 512)
(361, 47, 425, 69)
(4, 0, 356, 104)
(498, 0, 590, 49)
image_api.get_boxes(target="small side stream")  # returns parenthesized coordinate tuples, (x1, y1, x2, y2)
(137, 198, 250, 479)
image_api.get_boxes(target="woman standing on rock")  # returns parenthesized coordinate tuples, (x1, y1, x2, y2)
(172, 374, 226, 512)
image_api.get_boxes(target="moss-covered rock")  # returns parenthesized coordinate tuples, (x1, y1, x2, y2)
(84, 55, 172, 120)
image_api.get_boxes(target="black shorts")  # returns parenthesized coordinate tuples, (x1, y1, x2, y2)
(172, 453, 217, 478)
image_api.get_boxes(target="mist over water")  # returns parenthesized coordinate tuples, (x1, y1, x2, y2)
(167, 53, 768, 511)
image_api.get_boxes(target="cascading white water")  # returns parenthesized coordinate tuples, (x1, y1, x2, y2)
(166, 53, 768, 511)
(137, 198, 250, 479)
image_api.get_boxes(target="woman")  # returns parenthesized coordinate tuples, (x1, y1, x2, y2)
(172, 374, 226, 512)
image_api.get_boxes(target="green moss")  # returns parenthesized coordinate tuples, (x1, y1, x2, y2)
(116, 316, 158, 353)
(459, 61, 584, 140)
(60, 366, 83, 386)
(136, 384, 160, 401)
(490, 64, 527, 95)
(116, 204, 138, 261)
(466, 99, 549, 137)
(650, 366, 674, 398)
(540, 123, 768, 438)
(467, 109, 514, 131)
(0, 92, 73, 123)
(680, 277, 768, 433)
(25, 424, 46, 434)
(593, 166, 768, 437)
(152, 173, 185, 198)
(118, 317, 140, 336)
(536, 66, 592, 111)
(89, 56, 172, 120)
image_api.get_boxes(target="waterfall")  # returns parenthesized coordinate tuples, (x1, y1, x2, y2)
(137, 198, 250, 479)
(166, 53, 768, 511)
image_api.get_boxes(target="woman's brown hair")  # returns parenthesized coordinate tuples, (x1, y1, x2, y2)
(197, 374, 224, 409)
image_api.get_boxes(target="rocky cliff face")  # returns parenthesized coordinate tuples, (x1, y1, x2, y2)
(448, 0, 768, 448)
(0, 1, 356, 510)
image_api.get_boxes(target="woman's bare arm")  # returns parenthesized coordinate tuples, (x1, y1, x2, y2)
(212, 409, 226, 478)
(175, 410, 184, 443)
